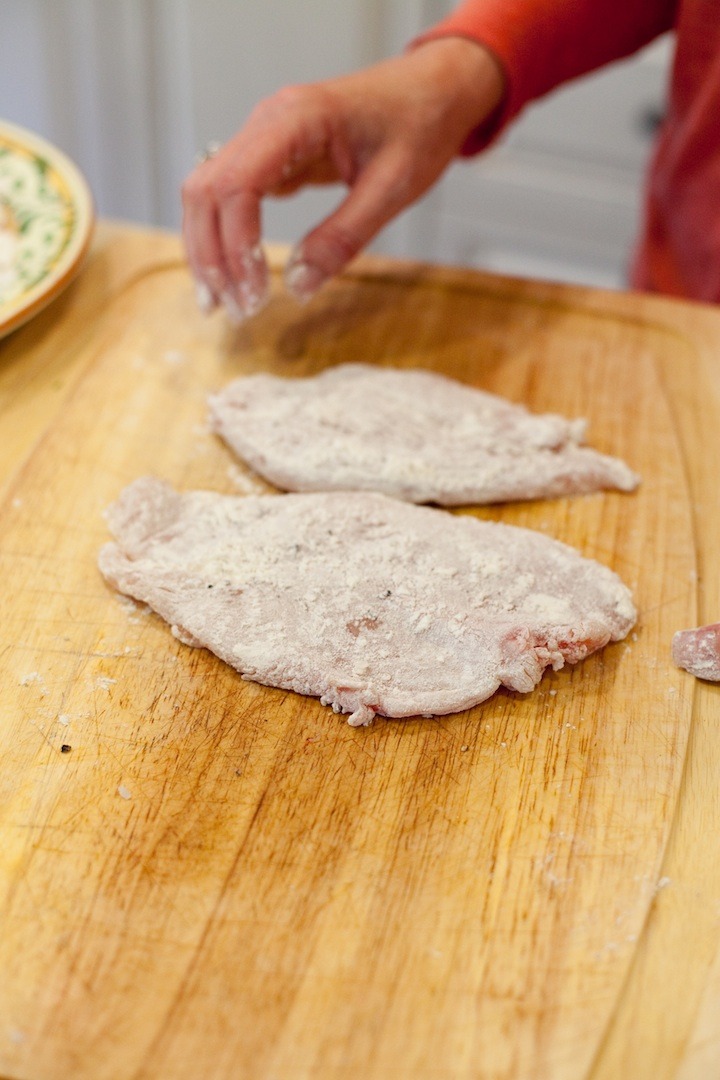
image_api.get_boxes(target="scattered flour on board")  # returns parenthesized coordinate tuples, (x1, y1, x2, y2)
(162, 349, 187, 365)
(94, 676, 117, 693)
(116, 593, 151, 623)
(20, 672, 47, 694)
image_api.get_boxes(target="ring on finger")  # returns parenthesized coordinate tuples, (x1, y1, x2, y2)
(195, 140, 222, 166)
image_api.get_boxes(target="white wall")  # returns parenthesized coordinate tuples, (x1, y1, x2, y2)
(0, 1, 672, 288)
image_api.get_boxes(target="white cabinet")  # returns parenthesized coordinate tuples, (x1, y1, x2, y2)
(1, 1, 672, 288)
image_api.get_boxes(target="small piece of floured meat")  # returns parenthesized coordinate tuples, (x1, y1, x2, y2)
(209, 363, 639, 506)
(672, 623, 720, 681)
(98, 478, 635, 726)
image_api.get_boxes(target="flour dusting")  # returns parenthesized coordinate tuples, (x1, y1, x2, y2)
(98, 478, 636, 726)
(209, 363, 639, 506)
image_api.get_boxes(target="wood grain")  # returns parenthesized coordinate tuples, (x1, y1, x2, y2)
(0, 226, 718, 1080)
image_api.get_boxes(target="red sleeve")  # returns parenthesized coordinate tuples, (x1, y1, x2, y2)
(413, 0, 679, 153)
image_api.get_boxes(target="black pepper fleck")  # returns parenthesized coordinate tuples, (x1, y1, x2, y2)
(60, 744, 72, 753)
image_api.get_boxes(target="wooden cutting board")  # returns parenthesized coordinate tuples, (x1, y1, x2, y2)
(0, 226, 718, 1080)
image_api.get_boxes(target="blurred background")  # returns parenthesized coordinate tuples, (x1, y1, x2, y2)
(1, 0, 672, 289)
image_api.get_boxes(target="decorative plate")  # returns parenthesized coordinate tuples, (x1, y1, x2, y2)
(0, 119, 94, 339)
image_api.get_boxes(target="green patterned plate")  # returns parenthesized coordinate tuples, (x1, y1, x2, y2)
(0, 119, 94, 338)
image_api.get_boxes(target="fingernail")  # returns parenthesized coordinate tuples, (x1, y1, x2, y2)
(204, 266, 224, 291)
(237, 280, 270, 317)
(194, 278, 216, 314)
(218, 244, 271, 324)
(220, 290, 248, 326)
(238, 245, 271, 316)
(195, 265, 224, 314)
(284, 258, 327, 304)
(220, 278, 270, 325)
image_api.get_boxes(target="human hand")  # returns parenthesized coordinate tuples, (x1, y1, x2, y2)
(181, 37, 505, 322)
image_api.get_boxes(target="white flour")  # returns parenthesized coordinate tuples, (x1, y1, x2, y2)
(209, 363, 639, 506)
(99, 479, 636, 726)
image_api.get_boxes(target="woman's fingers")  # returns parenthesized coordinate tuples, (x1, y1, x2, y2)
(182, 87, 333, 321)
(181, 41, 506, 321)
(217, 190, 270, 321)
(284, 145, 417, 301)
(181, 178, 225, 314)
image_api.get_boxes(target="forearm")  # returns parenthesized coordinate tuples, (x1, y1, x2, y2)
(398, 35, 506, 146)
(414, 0, 679, 151)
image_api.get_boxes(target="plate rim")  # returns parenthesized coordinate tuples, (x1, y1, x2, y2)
(0, 117, 95, 339)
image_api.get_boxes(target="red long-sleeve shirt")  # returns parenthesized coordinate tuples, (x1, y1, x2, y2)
(419, 1, 720, 302)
